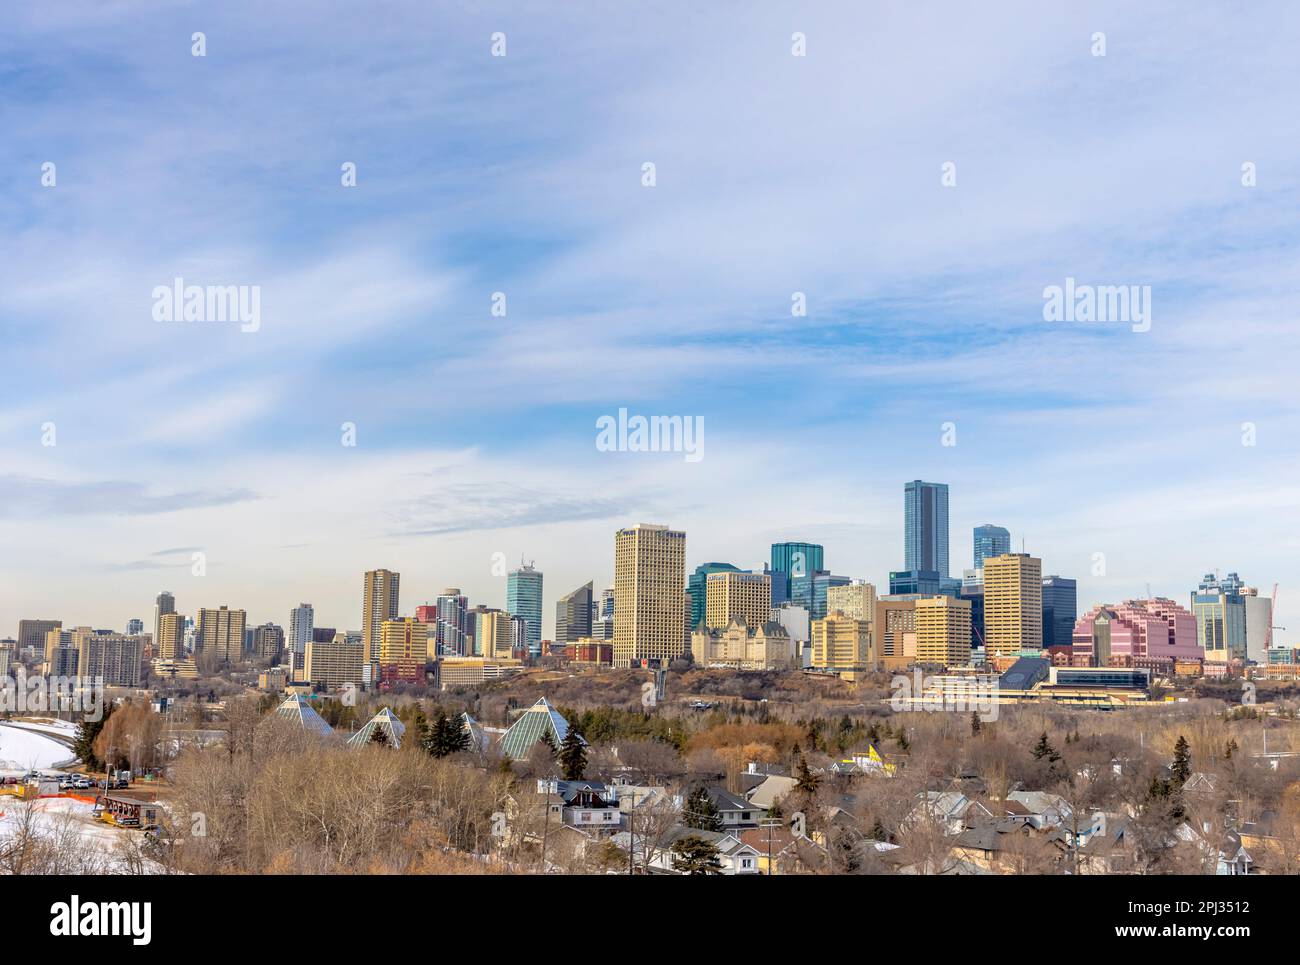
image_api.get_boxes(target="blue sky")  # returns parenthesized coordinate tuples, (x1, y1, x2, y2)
(3, 1, 1300, 639)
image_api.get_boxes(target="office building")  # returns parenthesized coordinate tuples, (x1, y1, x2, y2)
(1192, 572, 1247, 664)
(251, 623, 285, 662)
(1041, 575, 1078, 649)
(377, 618, 429, 684)
(156, 612, 185, 660)
(152, 592, 174, 655)
(810, 611, 873, 677)
(914, 596, 972, 667)
(973, 524, 1011, 571)
(983, 553, 1042, 656)
(126, 618, 144, 636)
(305, 633, 365, 691)
(18, 619, 61, 653)
(362, 569, 401, 666)
(1242, 587, 1274, 663)
(196, 606, 247, 663)
(506, 563, 544, 657)
(74, 628, 145, 687)
(613, 523, 687, 668)
(288, 603, 314, 658)
(769, 542, 824, 607)
(904, 480, 949, 577)
(1072, 599, 1200, 669)
(434, 588, 468, 656)
(826, 582, 877, 623)
(688, 562, 742, 629)
(705, 570, 771, 631)
(555, 581, 594, 644)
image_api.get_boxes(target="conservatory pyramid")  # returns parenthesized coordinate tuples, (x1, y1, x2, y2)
(274, 694, 335, 738)
(498, 697, 582, 761)
(347, 707, 406, 749)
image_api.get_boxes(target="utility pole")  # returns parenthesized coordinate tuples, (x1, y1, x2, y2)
(627, 791, 640, 875)
(760, 817, 782, 875)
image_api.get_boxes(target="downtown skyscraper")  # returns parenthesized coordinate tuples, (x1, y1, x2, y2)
(973, 524, 1011, 571)
(362, 569, 400, 667)
(613, 523, 686, 668)
(904, 480, 949, 577)
(506, 562, 544, 657)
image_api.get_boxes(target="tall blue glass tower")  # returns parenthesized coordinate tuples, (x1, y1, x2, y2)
(973, 524, 1011, 570)
(770, 542, 824, 607)
(904, 480, 949, 577)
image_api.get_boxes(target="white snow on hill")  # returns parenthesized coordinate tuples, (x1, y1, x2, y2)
(0, 722, 70, 770)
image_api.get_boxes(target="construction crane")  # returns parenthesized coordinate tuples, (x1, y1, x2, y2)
(1270, 583, 1285, 648)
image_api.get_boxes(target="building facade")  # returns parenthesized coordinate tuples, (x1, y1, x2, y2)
(904, 480, 949, 577)
(983, 553, 1042, 656)
(1041, 575, 1078, 649)
(705, 570, 771, 631)
(362, 569, 401, 667)
(506, 563, 544, 657)
(915, 595, 973, 667)
(973, 524, 1011, 571)
(613, 523, 687, 668)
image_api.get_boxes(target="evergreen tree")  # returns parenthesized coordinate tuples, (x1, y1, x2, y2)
(73, 705, 112, 771)
(970, 712, 981, 736)
(539, 728, 558, 755)
(869, 818, 888, 842)
(1032, 731, 1060, 763)
(1171, 735, 1191, 787)
(671, 835, 722, 875)
(684, 785, 722, 831)
(794, 753, 821, 797)
(1225, 738, 1238, 760)
(369, 724, 389, 746)
(557, 727, 588, 781)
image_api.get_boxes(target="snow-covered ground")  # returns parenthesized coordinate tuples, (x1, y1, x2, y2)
(0, 722, 72, 770)
(0, 796, 163, 873)
(4, 718, 78, 739)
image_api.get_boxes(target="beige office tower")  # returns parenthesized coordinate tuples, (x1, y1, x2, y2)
(196, 606, 247, 662)
(305, 633, 365, 691)
(915, 596, 973, 668)
(874, 598, 917, 670)
(983, 553, 1043, 656)
(810, 611, 873, 675)
(613, 523, 686, 668)
(156, 612, 185, 660)
(362, 569, 400, 665)
(827, 581, 877, 622)
(475, 608, 514, 661)
(705, 570, 771, 631)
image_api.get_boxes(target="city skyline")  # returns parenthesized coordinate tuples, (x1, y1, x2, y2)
(5, 5, 1300, 641)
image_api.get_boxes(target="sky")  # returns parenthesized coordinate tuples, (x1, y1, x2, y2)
(2, 1, 1299, 642)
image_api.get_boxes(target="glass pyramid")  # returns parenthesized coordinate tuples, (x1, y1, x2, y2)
(274, 694, 335, 738)
(347, 707, 406, 749)
(499, 697, 575, 761)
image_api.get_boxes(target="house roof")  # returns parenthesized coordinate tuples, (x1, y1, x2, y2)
(746, 775, 797, 810)
(706, 786, 755, 812)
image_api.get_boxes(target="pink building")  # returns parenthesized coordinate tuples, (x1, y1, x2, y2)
(1072, 598, 1201, 669)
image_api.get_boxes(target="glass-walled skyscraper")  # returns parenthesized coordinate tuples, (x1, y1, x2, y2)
(507, 563, 544, 657)
(973, 524, 1011, 571)
(688, 562, 742, 630)
(1041, 575, 1077, 648)
(770, 542, 824, 606)
(904, 480, 949, 577)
